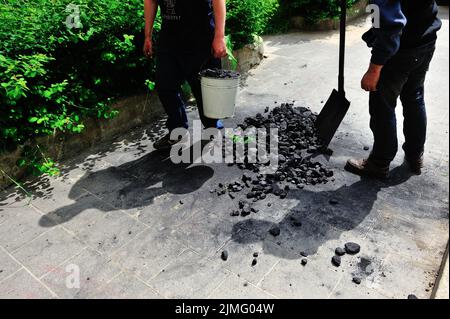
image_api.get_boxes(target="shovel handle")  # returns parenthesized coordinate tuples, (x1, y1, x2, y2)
(338, 0, 347, 94)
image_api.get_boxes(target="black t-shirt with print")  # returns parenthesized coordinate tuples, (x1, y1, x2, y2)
(157, 0, 215, 52)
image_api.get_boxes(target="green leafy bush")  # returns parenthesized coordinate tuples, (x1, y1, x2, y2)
(279, 0, 359, 23)
(0, 0, 160, 174)
(226, 0, 280, 49)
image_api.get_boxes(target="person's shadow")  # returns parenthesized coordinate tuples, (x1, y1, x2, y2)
(39, 141, 214, 227)
(231, 165, 414, 259)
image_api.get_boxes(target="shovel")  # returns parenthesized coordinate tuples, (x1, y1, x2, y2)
(316, 0, 351, 147)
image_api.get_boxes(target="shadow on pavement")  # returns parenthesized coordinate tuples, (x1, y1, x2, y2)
(39, 141, 214, 227)
(231, 165, 413, 259)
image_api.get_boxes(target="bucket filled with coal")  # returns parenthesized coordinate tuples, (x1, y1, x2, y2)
(200, 68, 240, 119)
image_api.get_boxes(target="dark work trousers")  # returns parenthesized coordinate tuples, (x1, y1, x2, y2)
(369, 46, 436, 165)
(155, 49, 221, 132)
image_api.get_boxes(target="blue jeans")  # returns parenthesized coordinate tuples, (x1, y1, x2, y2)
(155, 50, 221, 131)
(369, 46, 436, 165)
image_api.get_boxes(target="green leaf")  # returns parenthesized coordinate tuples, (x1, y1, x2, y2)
(16, 159, 26, 167)
(145, 80, 156, 91)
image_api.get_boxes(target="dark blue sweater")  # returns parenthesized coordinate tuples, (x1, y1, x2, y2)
(363, 0, 442, 65)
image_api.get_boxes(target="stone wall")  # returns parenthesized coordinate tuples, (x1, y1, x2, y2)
(234, 36, 265, 74)
(0, 94, 164, 189)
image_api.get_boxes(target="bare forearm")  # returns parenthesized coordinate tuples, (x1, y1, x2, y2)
(212, 0, 226, 38)
(367, 63, 383, 74)
(361, 63, 384, 91)
(144, 0, 158, 39)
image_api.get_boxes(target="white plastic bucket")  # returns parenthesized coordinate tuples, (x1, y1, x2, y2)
(201, 75, 240, 119)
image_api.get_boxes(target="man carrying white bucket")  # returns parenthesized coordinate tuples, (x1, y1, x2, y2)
(143, 0, 228, 150)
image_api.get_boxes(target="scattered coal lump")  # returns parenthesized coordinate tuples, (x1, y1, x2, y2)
(344, 242, 361, 255)
(335, 247, 346, 256)
(221, 250, 229, 261)
(290, 216, 302, 227)
(329, 199, 339, 205)
(230, 210, 240, 217)
(352, 277, 362, 285)
(332, 255, 342, 267)
(269, 225, 281, 237)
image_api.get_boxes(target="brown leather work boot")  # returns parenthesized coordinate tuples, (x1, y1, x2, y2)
(345, 158, 390, 179)
(405, 153, 424, 175)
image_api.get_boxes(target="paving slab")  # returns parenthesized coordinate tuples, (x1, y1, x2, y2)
(91, 272, 161, 299)
(330, 280, 392, 299)
(214, 232, 281, 285)
(111, 227, 188, 282)
(0, 189, 32, 216)
(258, 258, 341, 299)
(367, 252, 438, 299)
(24, 175, 88, 214)
(209, 273, 276, 299)
(173, 210, 235, 257)
(0, 248, 21, 282)
(148, 249, 230, 299)
(0, 205, 55, 252)
(12, 227, 86, 278)
(41, 248, 122, 299)
(0, 269, 54, 299)
(39, 193, 115, 226)
(70, 209, 147, 255)
(136, 192, 203, 228)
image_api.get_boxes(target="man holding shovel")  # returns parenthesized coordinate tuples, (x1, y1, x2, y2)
(143, 0, 228, 150)
(346, 0, 441, 178)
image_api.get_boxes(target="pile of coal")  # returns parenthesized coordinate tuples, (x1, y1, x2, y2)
(200, 68, 240, 79)
(214, 103, 335, 212)
(216, 103, 337, 262)
(231, 103, 334, 189)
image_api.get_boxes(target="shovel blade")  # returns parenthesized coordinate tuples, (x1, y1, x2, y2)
(316, 89, 351, 147)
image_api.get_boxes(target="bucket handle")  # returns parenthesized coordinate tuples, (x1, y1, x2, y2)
(199, 55, 217, 72)
(198, 55, 222, 80)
